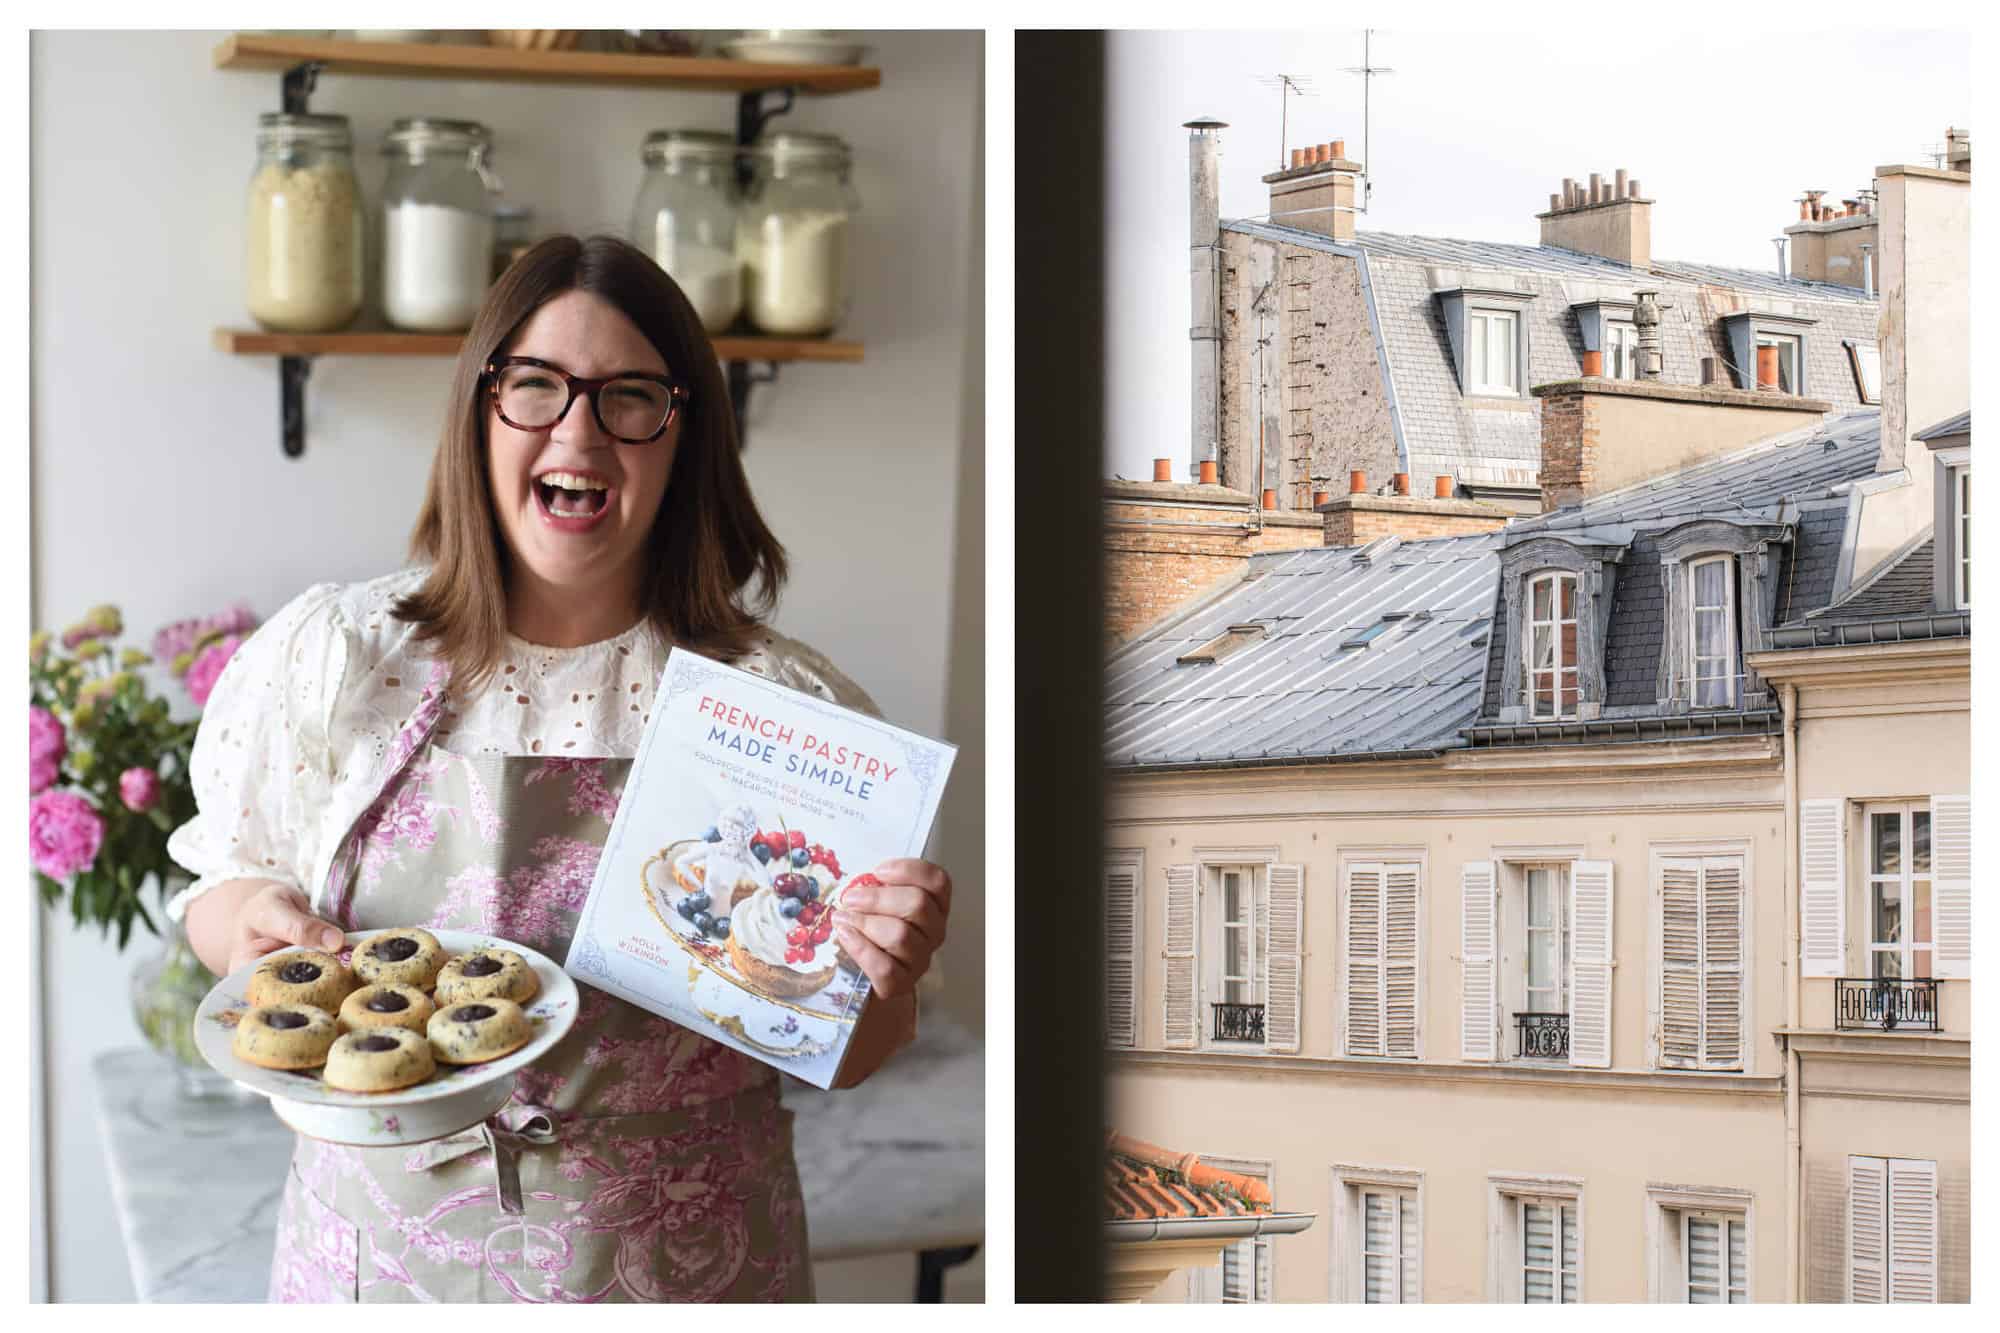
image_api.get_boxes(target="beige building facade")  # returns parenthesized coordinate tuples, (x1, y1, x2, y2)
(1109, 129, 1970, 1303)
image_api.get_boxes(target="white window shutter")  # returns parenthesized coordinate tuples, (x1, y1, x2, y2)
(1849, 1155, 1888, 1303)
(1887, 1158, 1938, 1303)
(1931, 795, 1971, 978)
(1702, 858, 1745, 1070)
(1385, 864, 1420, 1058)
(1264, 863, 1304, 1053)
(1800, 798, 1846, 977)
(1103, 862, 1139, 1048)
(1254, 1235, 1273, 1303)
(1163, 863, 1198, 1049)
(1346, 862, 1384, 1055)
(1658, 857, 1703, 1069)
(1570, 860, 1614, 1068)
(1459, 861, 1497, 1062)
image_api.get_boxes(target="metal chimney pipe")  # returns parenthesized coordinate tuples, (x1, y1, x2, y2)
(1773, 236, 1789, 277)
(1860, 242, 1874, 299)
(1186, 118, 1228, 478)
(1614, 167, 1628, 198)
(1633, 289, 1664, 380)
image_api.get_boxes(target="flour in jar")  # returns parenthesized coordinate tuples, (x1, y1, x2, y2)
(740, 210, 849, 336)
(246, 161, 363, 332)
(648, 218, 741, 333)
(383, 200, 494, 332)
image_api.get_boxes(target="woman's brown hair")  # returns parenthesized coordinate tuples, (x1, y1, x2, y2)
(392, 234, 787, 697)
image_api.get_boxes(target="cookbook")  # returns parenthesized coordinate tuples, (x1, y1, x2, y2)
(564, 647, 957, 1088)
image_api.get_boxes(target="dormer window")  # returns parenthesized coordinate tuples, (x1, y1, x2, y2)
(1755, 333, 1801, 395)
(1953, 466, 1969, 610)
(1492, 532, 1631, 726)
(1689, 556, 1739, 708)
(1525, 572, 1580, 720)
(1468, 309, 1521, 395)
(1606, 322, 1639, 379)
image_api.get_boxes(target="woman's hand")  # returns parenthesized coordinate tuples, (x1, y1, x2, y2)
(190, 880, 348, 976)
(832, 858, 951, 999)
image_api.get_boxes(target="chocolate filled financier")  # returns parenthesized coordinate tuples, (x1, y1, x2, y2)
(338, 982, 436, 1035)
(351, 928, 447, 990)
(323, 1026, 437, 1093)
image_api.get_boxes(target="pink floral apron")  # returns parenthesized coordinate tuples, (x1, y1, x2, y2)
(267, 664, 812, 1303)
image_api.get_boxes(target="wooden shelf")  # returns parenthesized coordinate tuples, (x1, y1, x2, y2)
(214, 328, 864, 364)
(213, 34, 880, 95)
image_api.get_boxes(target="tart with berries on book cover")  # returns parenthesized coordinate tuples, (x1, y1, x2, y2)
(644, 802, 868, 1011)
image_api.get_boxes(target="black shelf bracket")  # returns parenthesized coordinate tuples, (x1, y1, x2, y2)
(268, 62, 327, 459)
(728, 362, 780, 448)
(728, 86, 799, 447)
(280, 356, 312, 459)
(281, 60, 323, 115)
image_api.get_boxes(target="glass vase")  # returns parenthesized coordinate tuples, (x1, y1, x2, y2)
(128, 890, 251, 1101)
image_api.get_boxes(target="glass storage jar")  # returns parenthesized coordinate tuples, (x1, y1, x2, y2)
(738, 131, 859, 337)
(630, 130, 743, 333)
(492, 203, 536, 282)
(245, 112, 364, 332)
(380, 118, 502, 332)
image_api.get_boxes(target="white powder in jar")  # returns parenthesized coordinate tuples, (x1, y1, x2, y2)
(648, 219, 741, 332)
(383, 200, 495, 332)
(740, 210, 848, 336)
(246, 160, 364, 332)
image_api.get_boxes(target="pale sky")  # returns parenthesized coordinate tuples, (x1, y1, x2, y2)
(1101, 26, 1971, 483)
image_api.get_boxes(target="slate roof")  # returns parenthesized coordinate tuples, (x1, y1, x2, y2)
(1807, 535, 1936, 623)
(1480, 411, 1884, 715)
(1107, 412, 1893, 769)
(1105, 531, 1500, 768)
(1914, 410, 1971, 442)
(1216, 221, 1880, 494)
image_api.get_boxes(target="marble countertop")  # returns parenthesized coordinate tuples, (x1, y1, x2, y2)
(91, 1018, 982, 1302)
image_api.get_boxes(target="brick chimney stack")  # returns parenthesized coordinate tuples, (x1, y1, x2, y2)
(1262, 139, 1361, 242)
(1783, 183, 1880, 290)
(1537, 168, 1652, 268)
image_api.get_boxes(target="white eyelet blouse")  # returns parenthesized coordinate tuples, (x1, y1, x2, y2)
(165, 566, 878, 924)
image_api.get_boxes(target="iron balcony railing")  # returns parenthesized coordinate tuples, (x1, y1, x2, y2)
(1211, 1001, 1266, 1043)
(1834, 977, 1942, 1032)
(1515, 1011, 1570, 1060)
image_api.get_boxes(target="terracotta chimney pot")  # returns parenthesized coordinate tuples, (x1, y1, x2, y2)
(1434, 475, 1453, 499)
(1261, 488, 1278, 511)
(1393, 472, 1410, 496)
(1153, 458, 1173, 483)
(1349, 469, 1367, 494)
(1313, 489, 1331, 507)
(1290, 147, 1304, 168)
(1581, 349, 1603, 376)
(1330, 138, 1345, 159)
(1198, 460, 1218, 486)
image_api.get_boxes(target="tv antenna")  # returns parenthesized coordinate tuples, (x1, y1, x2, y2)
(1342, 29, 1395, 214)
(1254, 73, 1317, 169)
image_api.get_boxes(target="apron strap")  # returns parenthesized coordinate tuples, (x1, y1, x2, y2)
(406, 1083, 782, 1215)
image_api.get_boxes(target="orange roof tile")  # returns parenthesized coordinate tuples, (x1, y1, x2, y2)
(1104, 1130, 1275, 1221)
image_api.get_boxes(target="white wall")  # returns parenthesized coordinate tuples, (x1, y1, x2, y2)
(29, 29, 983, 1302)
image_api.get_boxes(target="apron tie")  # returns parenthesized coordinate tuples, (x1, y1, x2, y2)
(404, 1083, 783, 1216)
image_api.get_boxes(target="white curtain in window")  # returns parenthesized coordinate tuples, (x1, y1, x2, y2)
(1523, 1201, 1578, 1303)
(1362, 1189, 1420, 1303)
(1685, 1215, 1747, 1303)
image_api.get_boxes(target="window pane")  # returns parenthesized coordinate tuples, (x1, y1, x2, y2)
(1532, 672, 1554, 714)
(1727, 1220, 1747, 1301)
(1527, 869, 1552, 927)
(1873, 879, 1903, 946)
(1694, 559, 1725, 606)
(1469, 316, 1487, 390)
(1912, 811, 1931, 874)
(1560, 621, 1577, 671)
(1529, 926, 1558, 997)
(1224, 871, 1244, 925)
(1912, 878, 1932, 947)
(1913, 948, 1933, 980)
(1560, 670, 1579, 714)
(1532, 576, 1550, 621)
(1497, 315, 1517, 389)
(1688, 1217, 1721, 1302)
(1872, 813, 1901, 875)
(1533, 623, 1553, 670)
(1364, 1193, 1394, 1303)
(1559, 574, 1576, 620)
(1873, 946, 1903, 980)
(1226, 925, 1248, 982)
(1523, 1202, 1554, 1303)
(1402, 1199, 1419, 1301)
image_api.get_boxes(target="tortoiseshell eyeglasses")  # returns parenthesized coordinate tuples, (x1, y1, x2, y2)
(483, 356, 689, 443)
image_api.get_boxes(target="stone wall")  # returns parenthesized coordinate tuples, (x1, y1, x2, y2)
(1104, 481, 1323, 645)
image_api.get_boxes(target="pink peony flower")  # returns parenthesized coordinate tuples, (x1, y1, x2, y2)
(185, 634, 244, 709)
(29, 706, 65, 795)
(155, 603, 258, 669)
(29, 790, 104, 881)
(119, 766, 161, 812)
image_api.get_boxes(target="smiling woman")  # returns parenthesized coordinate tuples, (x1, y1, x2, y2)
(166, 234, 956, 1304)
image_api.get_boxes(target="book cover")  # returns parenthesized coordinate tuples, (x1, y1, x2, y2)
(564, 647, 957, 1088)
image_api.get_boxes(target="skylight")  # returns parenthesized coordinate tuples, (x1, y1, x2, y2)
(1177, 624, 1269, 666)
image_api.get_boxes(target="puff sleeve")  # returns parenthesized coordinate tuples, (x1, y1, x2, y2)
(164, 582, 350, 923)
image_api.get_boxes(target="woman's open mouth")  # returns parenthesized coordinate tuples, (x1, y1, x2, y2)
(533, 470, 616, 530)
